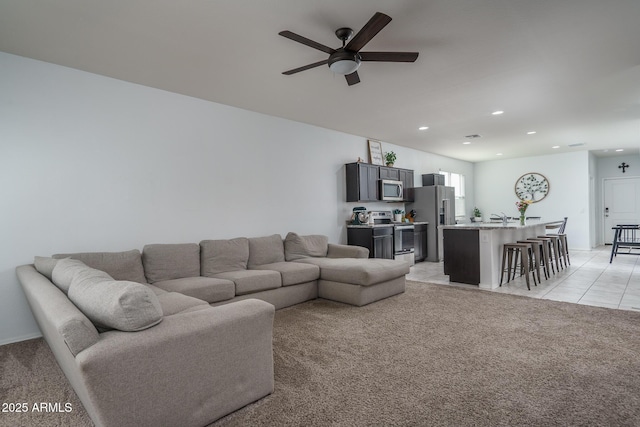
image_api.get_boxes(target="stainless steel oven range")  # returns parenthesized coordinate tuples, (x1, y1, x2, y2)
(369, 211, 415, 265)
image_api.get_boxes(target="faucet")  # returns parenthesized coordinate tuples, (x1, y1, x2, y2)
(500, 212, 508, 226)
(491, 212, 509, 226)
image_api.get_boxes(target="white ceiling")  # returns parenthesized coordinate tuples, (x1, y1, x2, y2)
(1, 0, 639, 162)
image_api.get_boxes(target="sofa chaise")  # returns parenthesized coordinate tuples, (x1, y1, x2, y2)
(16, 232, 409, 427)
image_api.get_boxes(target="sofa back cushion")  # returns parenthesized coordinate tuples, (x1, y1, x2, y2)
(52, 258, 110, 294)
(142, 243, 200, 284)
(53, 250, 147, 284)
(248, 234, 285, 267)
(200, 238, 249, 275)
(66, 261, 163, 332)
(284, 232, 329, 261)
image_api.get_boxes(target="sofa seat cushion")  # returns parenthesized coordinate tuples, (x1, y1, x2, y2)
(251, 262, 320, 287)
(156, 292, 209, 316)
(142, 243, 200, 283)
(293, 258, 410, 287)
(200, 238, 249, 275)
(53, 249, 147, 284)
(213, 270, 281, 296)
(152, 277, 235, 303)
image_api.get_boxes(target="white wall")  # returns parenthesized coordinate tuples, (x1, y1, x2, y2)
(474, 151, 591, 249)
(0, 52, 473, 345)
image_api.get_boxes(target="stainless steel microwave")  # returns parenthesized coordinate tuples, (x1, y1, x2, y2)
(379, 179, 403, 201)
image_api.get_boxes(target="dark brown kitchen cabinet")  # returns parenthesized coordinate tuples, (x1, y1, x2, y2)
(443, 228, 480, 285)
(346, 162, 414, 202)
(413, 223, 428, 262)
(347, 227, 394, 259)
(379, 166, 400, 181)
(346, 162, 379, 202)
(399, 169, 414, 202)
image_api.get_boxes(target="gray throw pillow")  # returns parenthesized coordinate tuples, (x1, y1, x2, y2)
(34, 256, 60, 280)
(284, 232, 329, 261)
(68, 267, 163, 332)
(52, 258, 102, 294)
(53, 249, 147, 284)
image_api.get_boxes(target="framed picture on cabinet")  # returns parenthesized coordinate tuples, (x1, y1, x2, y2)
(368, 140, 384, 165)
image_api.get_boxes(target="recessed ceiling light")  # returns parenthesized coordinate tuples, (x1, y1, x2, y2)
(462, 141, 471, 145)
(418, 126, 429, 131)
(527, 131, 537, 135)
(552, 146, 560, 149)
(496, 153, 503, 156)
(616, 149, 624, 152)
(492, 110, 504, 115)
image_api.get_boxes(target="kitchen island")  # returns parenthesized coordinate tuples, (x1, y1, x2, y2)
(441, 221, 552, 289)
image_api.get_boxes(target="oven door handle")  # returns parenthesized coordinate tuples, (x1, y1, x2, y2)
(395, 225, 415, 230)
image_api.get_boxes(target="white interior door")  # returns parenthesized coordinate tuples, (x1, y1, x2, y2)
(603, 177, 640, 243)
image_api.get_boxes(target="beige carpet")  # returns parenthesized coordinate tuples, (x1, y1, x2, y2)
(2, 281, 640, 426)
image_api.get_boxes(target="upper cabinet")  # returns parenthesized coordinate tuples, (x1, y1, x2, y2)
(346, 163, 414, 202)
(379, 166, 400, 181)
(399, 169, 414, 202)
(346, 162, 379, 202)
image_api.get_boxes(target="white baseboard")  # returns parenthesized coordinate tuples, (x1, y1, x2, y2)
(0, 332, 42, 347)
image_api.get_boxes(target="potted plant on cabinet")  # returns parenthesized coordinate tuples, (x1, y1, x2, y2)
(473, 207, 483, 223)
(385, 151, 396, 167)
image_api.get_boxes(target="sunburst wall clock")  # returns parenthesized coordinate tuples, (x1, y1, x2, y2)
(515, 172, 549, 202)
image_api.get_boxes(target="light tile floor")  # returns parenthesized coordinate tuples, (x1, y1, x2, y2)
(407, 246, 640, 312)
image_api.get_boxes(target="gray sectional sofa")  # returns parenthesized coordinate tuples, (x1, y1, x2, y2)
(16, 232, 409, 427)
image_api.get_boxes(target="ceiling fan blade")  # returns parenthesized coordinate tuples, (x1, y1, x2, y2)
(279, 31, 336, 54)
(360, 52, 419, 62)
(345, 71, 360, 86)
(282, 59, 329, 75)
(345, 12, 392, 52)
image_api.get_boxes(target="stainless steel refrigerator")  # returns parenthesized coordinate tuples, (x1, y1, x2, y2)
(406, 185, 456, 262)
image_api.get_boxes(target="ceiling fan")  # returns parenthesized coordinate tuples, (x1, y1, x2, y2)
(279, 12, 419, 86)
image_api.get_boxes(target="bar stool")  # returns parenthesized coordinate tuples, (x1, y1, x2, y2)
(539, 234, 564, 271)
(527, 237, 553, 277)
(546, 217, 570, 266)
(500, 243, 534, 290)
(518, 240, 546, 282)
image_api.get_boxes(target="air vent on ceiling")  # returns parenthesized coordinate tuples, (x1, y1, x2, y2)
(568, 142, 586, 147)
(464, 134, 482, 139)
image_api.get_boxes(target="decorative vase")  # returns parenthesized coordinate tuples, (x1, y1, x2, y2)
(519, 215, 526, 226)
(386, 162, 394, 167)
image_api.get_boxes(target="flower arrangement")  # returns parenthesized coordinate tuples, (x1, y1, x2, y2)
(515, 199, 532, 225)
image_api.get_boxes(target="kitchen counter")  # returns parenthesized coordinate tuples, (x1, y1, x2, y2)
(441, 221, 555, 289)
(440, 221, 546, 230)
(346, 221, 428, 228)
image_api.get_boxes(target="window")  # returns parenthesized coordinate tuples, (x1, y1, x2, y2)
(440, 171, 466, 218)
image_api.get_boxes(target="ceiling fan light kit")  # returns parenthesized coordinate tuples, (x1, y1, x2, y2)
(279, 12, 418, 86)
(328, 51, 361, 75)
